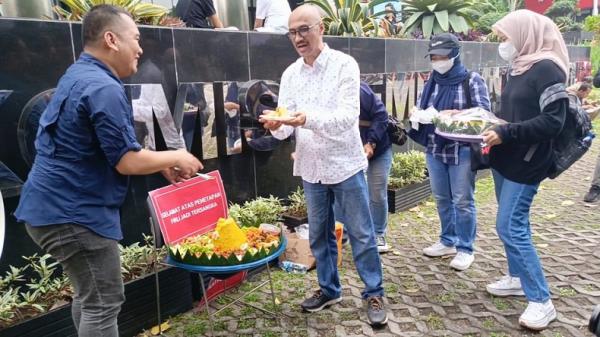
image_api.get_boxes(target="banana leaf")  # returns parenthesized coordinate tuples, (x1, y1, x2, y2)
(168, 241, 281, 266)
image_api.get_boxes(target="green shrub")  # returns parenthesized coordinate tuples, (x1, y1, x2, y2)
(284, 187, 308, 218)
(388, 150, 427, 189)
(228, 196, 285, 227)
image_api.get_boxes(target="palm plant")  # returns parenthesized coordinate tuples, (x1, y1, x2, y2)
(302, 0, 400, 37)
(54, 0, 169, 26)
(401, 0, 474, 39)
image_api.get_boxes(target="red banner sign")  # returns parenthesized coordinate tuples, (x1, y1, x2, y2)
(148, 171, 228, 244)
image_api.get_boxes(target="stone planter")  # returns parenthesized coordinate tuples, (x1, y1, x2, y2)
(0, 267, 193, 337)
(387, 179, 432, 213)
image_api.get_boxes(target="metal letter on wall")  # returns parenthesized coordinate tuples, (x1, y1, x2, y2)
(129, 83, 185, 151)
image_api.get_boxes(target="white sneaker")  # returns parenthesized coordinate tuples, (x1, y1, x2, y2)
(486, 275, 525, 297)
(519, 300, 557, 330)
(422, 242, 456, 257)
(449, 252, 474, 270)
(376, 236, 390, 253)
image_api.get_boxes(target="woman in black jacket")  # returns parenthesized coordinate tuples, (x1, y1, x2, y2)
(481, 9, 569, 331)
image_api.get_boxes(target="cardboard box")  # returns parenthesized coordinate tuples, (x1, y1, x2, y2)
(280, 230, 316, 270)
(280, 223, 345, 270)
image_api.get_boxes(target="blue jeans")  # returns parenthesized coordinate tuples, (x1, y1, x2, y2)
(303, 171, 384, 299)
(335, 148, 392, 237)
(367, 148, 393, 236)
(492, 170, 550, 303)
(426, 146, 477, 254)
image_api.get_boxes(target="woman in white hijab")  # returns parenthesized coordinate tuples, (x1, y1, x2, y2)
(482, 9, 569, 330)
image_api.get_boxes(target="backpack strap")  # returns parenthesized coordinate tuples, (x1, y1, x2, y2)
(539, 83, 568, 112)
(524, 83, 568, 162)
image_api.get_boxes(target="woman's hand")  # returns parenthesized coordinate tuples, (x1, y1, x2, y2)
(482, 130, 502, 147)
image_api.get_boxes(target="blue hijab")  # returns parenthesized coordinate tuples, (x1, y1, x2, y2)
(419, 48, 469, 110)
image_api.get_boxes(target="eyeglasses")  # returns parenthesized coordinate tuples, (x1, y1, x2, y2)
(286, 22, 320, 39)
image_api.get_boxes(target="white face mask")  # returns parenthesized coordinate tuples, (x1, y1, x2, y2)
(431, 57, 455, 74)
(498, 41, 518, 62)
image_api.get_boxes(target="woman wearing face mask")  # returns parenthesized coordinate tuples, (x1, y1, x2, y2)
(481, 10, 569, 330)
(409, 33, 491, 271)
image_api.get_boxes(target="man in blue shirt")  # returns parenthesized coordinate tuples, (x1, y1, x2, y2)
(14, 5, 202, 336)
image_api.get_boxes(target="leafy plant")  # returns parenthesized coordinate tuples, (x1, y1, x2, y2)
(119, 234, 166, 282)
(54, 0, 169, 26)
(401, 0, 474, 39)
(229, 196, 285, 227)
(303, 0, 399, 37)
(388, 150, 427, 189)
(544, 0, 581, 32)
(284, 187, 308, 218)
(0, 237, 166, 329)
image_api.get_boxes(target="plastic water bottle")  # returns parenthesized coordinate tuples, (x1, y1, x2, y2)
(279, 260, 308, 274)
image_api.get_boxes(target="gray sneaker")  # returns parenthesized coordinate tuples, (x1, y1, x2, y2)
(376, 236, 390, 253)
(366, 296, 388, 326)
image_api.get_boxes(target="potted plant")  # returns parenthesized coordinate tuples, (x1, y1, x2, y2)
(303, 0, 394, 37)
(0, 235, 193, 337)
(53, 0, 179, 26)
(281, 187, 308, 231)
(387, 150, 431, 213)
(228, 196, 285, 228)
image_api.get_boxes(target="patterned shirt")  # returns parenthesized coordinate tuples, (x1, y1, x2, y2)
(271, 45, 368, 184)
(419, 72, 490, 165)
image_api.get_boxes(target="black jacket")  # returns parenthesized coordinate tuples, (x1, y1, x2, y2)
(490, 60, 568, 185)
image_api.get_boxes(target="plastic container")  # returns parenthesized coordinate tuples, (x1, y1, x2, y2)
(279, 260, 308, 274)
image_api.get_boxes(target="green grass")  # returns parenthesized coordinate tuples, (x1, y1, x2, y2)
(490, 333, 508, 337)
(216, 307, 233, 317)
(339, 311, 357, 321)
(385, 283, 399, 294)
(483, 318, 495, 329)
(241, 306, 257, 316)
(425, 313, 444, 330)
(183, 320, 207, 335)
(434, 292, 456, 303)
(237, 318, 254, 330)
(558, 287, 577, 297)
(244, 293, 260, 302)
(491, 297, 510, 311)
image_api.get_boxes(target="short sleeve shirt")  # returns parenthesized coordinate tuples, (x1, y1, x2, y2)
(14, 53, 142, 240)
(185, 0, 217, 28)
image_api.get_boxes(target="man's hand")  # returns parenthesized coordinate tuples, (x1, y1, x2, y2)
(283, 112, 306, 127)
(174, 149, 203, 179)
(161, 167, 185, 185)
(364, 143, 374, 159)
(482, 130, 502, 147)
(224, 102, 240, 111)
(259, 110, 283, 130)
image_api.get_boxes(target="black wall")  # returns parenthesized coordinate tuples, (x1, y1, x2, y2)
(0, 17, 590, 274)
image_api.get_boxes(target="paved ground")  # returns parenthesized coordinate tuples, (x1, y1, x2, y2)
(158, 136, 600, 337)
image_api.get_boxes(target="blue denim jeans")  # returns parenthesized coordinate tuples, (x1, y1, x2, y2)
(426, 146, 477, 254)
(492, 170, 550, 303)
(303, 171, 384, 299)
(26, 223, 124, 337)
(367, 147, 393, 237)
